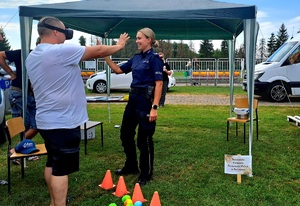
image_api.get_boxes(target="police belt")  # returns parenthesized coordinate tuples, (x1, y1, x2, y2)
(130, 87, 148, 95)
(10, 86, 34, 96)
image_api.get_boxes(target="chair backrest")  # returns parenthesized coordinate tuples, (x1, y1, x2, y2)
(235, 97, 258, 111)
(6, 117, 25, 140)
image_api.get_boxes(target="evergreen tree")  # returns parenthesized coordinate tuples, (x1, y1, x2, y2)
(0, 28, 11, 51)
(267, 33, 277, 57)
(199, 40, 214, 58)
(275, 23, 289, 50)
(235, 44, 245, 59)
(257, 38, 267, 62)
(220, 40, 228, 58)
(78, 35, 86, 46)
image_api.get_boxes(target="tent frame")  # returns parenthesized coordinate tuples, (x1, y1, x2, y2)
(19, 0, 258, 175)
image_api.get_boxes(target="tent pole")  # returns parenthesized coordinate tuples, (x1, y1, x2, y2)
(104, 37, 112, 123)
(244, 19, 259, 177)
(228, 38, 236, 119)
(19, 16, 33, 168)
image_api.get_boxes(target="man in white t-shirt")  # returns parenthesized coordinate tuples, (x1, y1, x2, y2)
(26, 16, 129, 206)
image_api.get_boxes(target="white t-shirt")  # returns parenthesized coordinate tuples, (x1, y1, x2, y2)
(26, 43, 88, 129)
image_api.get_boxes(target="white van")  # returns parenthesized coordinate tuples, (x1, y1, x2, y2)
(243, 33, 300, 102)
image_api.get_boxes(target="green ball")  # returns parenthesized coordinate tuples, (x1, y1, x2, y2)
(122, 195, 131, 203)
(109, 203, 117, 206)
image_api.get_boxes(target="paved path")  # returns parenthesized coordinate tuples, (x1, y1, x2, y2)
(87, 92, 300, 107)
(165, 94, 300, 107)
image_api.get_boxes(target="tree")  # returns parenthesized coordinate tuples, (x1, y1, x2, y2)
(275, 23, 289, 50)
(257, 38, 267, 62)
(212, 48, 222, 59)
(111, 39, 138, 58)
(0, 28, 11, 51)
(267, 33, 277, 57)
(220, 40, 228, 58)
(157, 40, 173, 58)
(235, 44, 245, 59)
(189, 40, 195, 53)
(172, 42, 178, 58)
(78, 35, 86, 46)
(199, 40, 214, 58)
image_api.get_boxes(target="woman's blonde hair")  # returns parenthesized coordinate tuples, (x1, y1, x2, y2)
(138, 27, 159, 48)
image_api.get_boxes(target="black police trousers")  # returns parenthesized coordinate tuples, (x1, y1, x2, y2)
(120, 90, 156, 179)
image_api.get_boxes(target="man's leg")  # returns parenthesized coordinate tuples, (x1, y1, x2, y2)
(44, 167, 54, 206)
(51, 175, 68, 206)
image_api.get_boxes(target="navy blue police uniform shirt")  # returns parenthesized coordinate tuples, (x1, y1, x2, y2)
(120, 48, 163, 88)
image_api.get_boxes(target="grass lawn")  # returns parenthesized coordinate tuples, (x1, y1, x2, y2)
(0, 86, 299, 206)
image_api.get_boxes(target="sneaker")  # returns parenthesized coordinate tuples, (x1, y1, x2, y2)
(0, 180, 8, 185)
(12, 159, 21, 165)
(28, 156, 39, 161)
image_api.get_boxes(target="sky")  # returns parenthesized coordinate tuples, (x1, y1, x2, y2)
(0, 0, 300, 51)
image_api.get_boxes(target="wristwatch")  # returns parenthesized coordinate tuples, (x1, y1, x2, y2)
(152, 104, 158, 110)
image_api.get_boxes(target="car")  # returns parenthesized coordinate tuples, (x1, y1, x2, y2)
(86, 61, 176, 93)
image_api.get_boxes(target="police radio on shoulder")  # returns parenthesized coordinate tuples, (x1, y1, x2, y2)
(152, 105, 158, 110)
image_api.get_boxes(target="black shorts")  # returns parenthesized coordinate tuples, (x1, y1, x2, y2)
(39, 126, 81, 176)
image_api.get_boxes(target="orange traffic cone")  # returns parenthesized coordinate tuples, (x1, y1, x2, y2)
(99, 170, 115, 190)
(150, 191, 161, 206)
(132, 183, 147, 203)
(113, 176, 130, 197)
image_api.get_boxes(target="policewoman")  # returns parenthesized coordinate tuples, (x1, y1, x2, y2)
(104, 27, 163, 186)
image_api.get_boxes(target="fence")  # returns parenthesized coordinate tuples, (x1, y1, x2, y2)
(81, 57, 244, 85)
(80, 58, 128, 80)
(166, 58, 244, 85)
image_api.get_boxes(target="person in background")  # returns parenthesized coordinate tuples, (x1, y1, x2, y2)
(0, 37, 42, 164)
(104, 27, 163, 187)
(0, 31, 9, 186)
(26, 16, 129, 206)
(158, 52, 171, 107)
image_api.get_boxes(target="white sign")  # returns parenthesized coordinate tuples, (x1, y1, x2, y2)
(224, 155, 252, 175)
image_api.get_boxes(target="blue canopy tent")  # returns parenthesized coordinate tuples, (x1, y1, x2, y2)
(18, 0, 258, 172)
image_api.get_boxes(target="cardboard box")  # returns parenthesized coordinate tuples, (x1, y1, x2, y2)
(80, 127, 95, 140)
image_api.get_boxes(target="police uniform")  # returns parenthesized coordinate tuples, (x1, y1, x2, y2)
(119, 48, 163, 180)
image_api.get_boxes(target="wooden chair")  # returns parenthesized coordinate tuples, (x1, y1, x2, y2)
(5, 117, 47, 193)
(226, 97, 259, 143)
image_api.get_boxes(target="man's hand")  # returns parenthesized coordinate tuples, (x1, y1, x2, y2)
(116, 33, 130, 49)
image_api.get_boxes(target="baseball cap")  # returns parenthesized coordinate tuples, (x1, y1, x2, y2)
(15, 140, 40, 154)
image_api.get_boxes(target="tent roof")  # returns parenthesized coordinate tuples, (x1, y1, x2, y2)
(19, 0, 256, 40)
